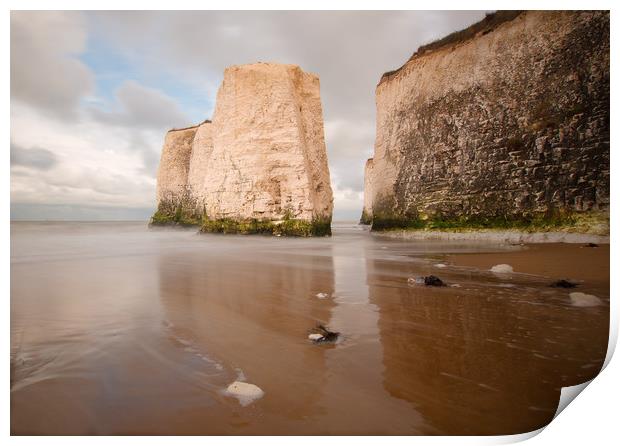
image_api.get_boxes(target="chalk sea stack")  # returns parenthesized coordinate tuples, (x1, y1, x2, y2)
(154, 124, 204, 226)
(364, 11, 609, 234)
(152, 62, 334, 236)
(360, 158, 374, 225)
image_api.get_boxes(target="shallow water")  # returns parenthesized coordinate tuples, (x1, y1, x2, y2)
(10, 222, 609, 435)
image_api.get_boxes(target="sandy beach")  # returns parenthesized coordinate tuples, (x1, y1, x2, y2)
(10, 222, 609, 435)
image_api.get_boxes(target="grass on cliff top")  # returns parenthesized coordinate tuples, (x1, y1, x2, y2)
(370, 211, 609, 236)
(381, 11, 523, 81)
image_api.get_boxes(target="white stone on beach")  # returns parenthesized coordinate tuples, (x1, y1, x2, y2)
(569, 292, 602, 307)
(407, 277, 427, 286)
(225, 381, 265, 406)
(315, 292, 329, 299)
(308, 333, 324, 341)
(490, 264, 514, 274)
(434, 263, 447, 268)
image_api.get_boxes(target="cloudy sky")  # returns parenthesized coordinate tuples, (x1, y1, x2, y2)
(10, 10, 486, 221)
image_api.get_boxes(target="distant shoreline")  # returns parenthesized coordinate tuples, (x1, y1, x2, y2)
(9, 220, 611, 244)
(371, 228, 609, 244)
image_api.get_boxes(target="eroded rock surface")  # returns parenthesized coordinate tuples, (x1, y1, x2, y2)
(152, 63, 333, 235)
(153, 125, 199, 224)
(186, 120, 214, 215)
(194, 63, 332, 224)
(366, 11, 609, 234)
(360, 158, 374, 224)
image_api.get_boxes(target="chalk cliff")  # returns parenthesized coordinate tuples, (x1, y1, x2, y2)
(154, 125, 199, 222)
(366, 11, 609, 234)
(152, 63, 333, 236)
(186, 119, 214, 214)
(360, 158, 374, 224)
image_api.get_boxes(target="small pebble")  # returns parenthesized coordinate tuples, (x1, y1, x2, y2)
(434, 263, 447, 268)
(315, 292, 329, 299)
(424, 275, 445, 286)
(225, 381, 265, 406)
(408, 277, 421, 285)
(490, 264, 514, 274)
(551, 279, 577, 288)
(308, 324, 339, 343)
(569, 292, 602, 307)
(498, 283, 515, 288)
(408, 276, 445, 287)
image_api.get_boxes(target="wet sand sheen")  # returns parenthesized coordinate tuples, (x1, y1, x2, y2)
(10, 222, 609, 435)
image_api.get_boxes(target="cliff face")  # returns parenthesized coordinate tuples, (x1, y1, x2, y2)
(360, 158, 374, 224)
(186, 120, 214, 213)
(153, 63, 333, 235)
(193, 63, 332, 223)
(367, 11, 609, 233)
(155, 126, 199, 218)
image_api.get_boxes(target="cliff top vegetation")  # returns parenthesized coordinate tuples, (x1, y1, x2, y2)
(379, 11, 523, 85)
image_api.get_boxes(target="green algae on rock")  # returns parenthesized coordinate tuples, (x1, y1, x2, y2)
(200, 215, 332, 237)
(371, 210, 609, 236)
(149, 208, 202, 227)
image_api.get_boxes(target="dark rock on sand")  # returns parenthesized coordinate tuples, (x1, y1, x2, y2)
(308, 324, 339, 344)
(423, 275, 445, 287)
(551, 279, 577, 288)
(407, 275, 446, 287)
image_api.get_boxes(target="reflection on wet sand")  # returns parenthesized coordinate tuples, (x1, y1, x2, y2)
(367, 248, 608, 435)
(313, 234, 428, 434)
(156, 247, 337, 433)
(10, 222, 609, 435)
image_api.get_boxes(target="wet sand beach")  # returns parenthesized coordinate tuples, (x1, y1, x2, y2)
(10, 222, 609, 435)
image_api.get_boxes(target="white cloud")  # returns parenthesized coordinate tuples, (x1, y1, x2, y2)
(10, 10, 193, 214)
(11, 102, 158, 209)
(10, 144, 58, 170)
(332, 186, 365, 221)
(11, 10, 487, 220)
(89, 80, 191, 130)
(10, 11, 95, 116)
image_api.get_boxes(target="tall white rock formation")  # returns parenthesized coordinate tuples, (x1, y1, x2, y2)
(190, 63, 332, 222)
(155, 125, 199, 214)
(360, 158, 374, 224)
(153, 62, 333, 235)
